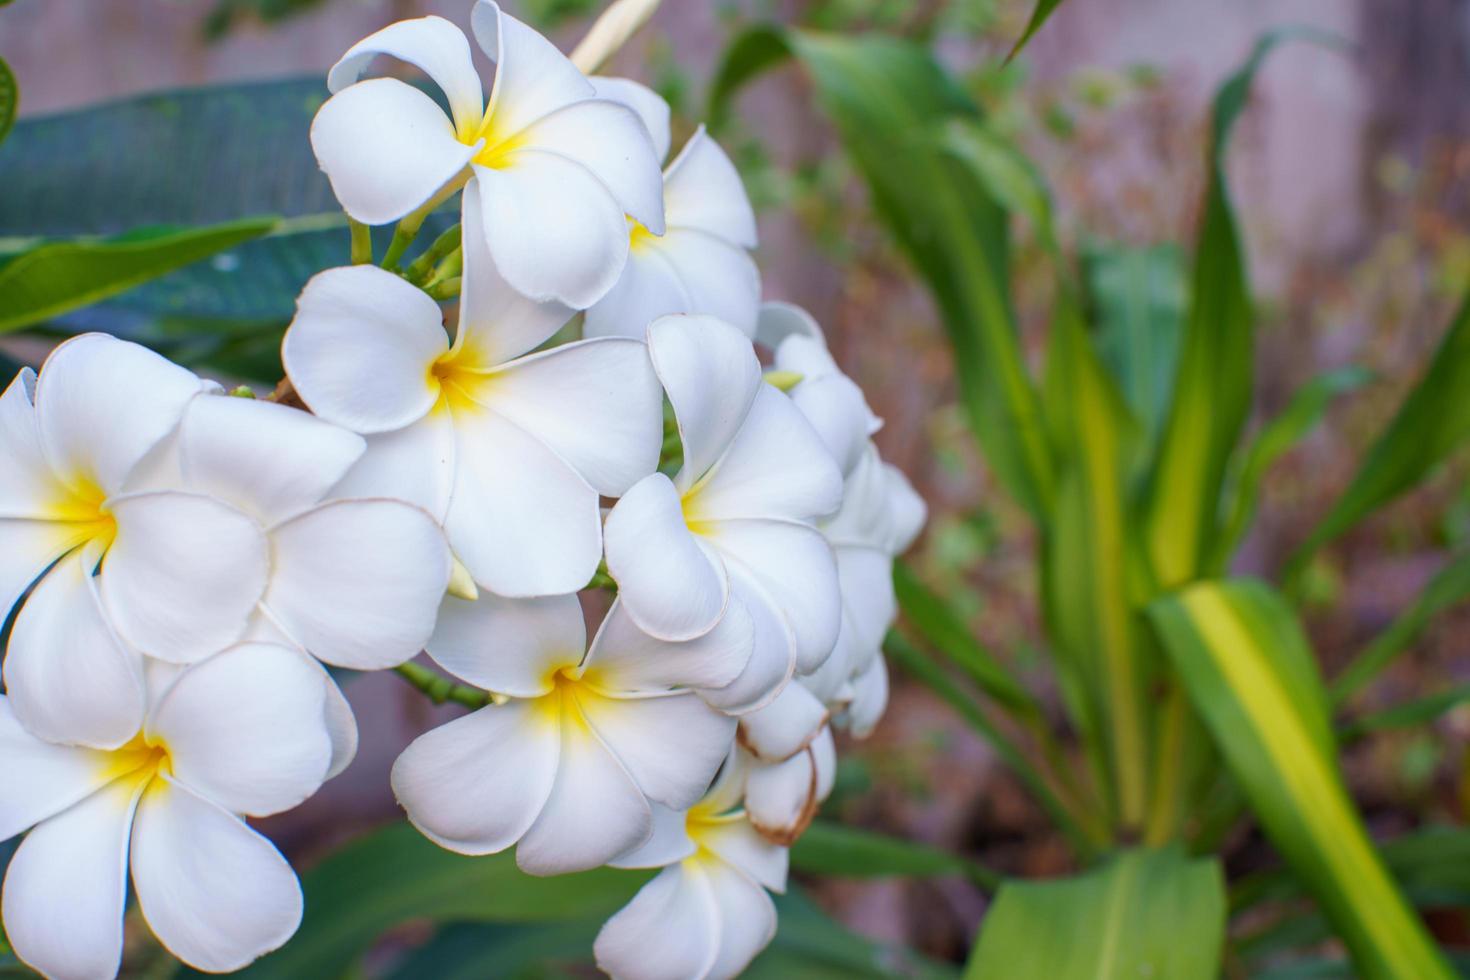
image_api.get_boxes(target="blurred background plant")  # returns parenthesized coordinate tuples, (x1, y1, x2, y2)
(0, 0, 1467, 977)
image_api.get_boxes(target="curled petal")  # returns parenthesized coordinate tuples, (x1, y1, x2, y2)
(755, 301, 824, 352)
(592, 76, 672, 164)
(284, 265, 448, 434)
(327, 15, 484, 136)
(664, 127, 757, 248)
(310, 78, 477, 226)
(736, 681, 827, 764)
(473, 1, 594, 138)
(744, 746, 819, 846)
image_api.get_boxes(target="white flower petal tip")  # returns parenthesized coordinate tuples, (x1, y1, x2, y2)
(744, 727, 836, 846)
(755, 301, 825, 352)
(736, 682, 828, 763)
(0, 643, 334, 978)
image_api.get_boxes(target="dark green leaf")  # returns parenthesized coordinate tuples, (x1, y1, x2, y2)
(0, 219, 277, 334)
(0, 57, 15, 148)
(1331, 549, 1470, 703)
(1340, 683, 1470, 741)
(1290, 294, 1470, 574)
(1005, 0, 1067, 63)
(1081, 242, 1187, 441)
(711, 28, 1056, 520)
(791, 820, 1001, 890)
(1147, 579, 1453, 979)
(963, 845, 1226, 979)
(1210, 365, 1373, 571)
(206, 822, 648, 979)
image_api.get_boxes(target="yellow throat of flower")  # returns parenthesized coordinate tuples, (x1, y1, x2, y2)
(99, 732, 173, 794)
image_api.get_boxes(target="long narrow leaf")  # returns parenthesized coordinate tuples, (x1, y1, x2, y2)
(1210, 365, 1373, 571)
(1340, 683, 1470, 742)
(964, 845, 1225, 979)
(0, 57, 15, 148)
(1332, 549, 1470, 702)
(1005, 0, 1068, 63)
(1290, 295, 1470, 574)
(711, 28, 1056, 519)
(792, 820, 1002, 890)
(0, 219, 277, 334)
(1147, 579, 1453, 978)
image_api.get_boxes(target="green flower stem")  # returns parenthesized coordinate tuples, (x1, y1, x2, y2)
(426, 276, 461, 301)
(393, 662, 491, 710)
(380, 173, 468, 271)
(406, 224, 462, 284)
(349, 219, 373, 265)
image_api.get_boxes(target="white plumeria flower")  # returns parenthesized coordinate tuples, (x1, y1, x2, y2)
(0, 336, 275, 748)
(134, 392, 454, 776)
(595, 759, 788, 980)
(392, 590, 744, 875)
(603, 315, 844, 713)
(0, 643, 333, 978)
(284, 196, 662, 598)
(583, 77, 760, 340)
(311, 2, 664, 308)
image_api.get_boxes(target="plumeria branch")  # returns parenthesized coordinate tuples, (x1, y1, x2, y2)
(349, 219, 373, 265)
(406, 224, 463, 284)
(393, 661, 493, 710)
(570, 0, 663, 72)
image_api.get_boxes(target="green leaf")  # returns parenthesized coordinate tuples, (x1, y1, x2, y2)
(207, 821, 648, 979)
(711, 28, 1056, 520)
(1331, 549, 1470, 703)
(1041, 297, 1151, 829)
(1210, 365, 1373, 571)
(1081, 242, 1187, 441)
(939, 119, 1056, 251)
(963, 845, 1225, 979)
(892, 561, 1039, 718)
(1146, 579, 1454, 979)
(0, 219, 277, 334)
(791, 820, 1001, 890)
(0, 57, 15, 148)
(1340, 682, 1470, 741)
(1005, 0, 1067, 63)
(1289, 294, 1470, 574)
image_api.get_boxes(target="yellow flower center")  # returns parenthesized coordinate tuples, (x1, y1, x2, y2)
(98, 732, 173, 794)
(464, 111, 528, 170)
(428, 347, 496, 416)
(52, 474, 118, 556)
(628, 218, 658, 253)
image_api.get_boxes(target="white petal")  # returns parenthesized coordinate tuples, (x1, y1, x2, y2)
(310, 78, 476, 225)
(332, 413, 457, 521)
(594, 863, 719, 980)
(592, 76, 672, 163)
(585, 596, 752, 693)
(517, 719, 650, 875)
(664, 127, 757, 248)
(883, 461, 927, 554)
(101, 490, 270, 664)
(699, 571, 794, 714)
(35, 334, 203, 495)
(480, 339, 662, 496)
(320, 666, 360, 780)
(150, 643, 331, 817)
(473, 1, 594, 138)
(736, 681, 827, 763)
(0, 518, 81, 624)
(609, 803, 696, 869)
(843, 656, 889, 739)
(699, 746, 748, 814)
(744, 748, 817, 846)
(575, 689, 736, 811)
(131, 779, 303, 973)
(179, 394, 364, 525)
(822, 444, 892, 548)
(812, 724, 836, 801)
(327, 15, 484, 136)
(517, 99, 665, 232)
(0, 698, 114, 841)
(5, 550, 144, 749)
(791, 374, 875, 479)
(583, 248, 691, 340)
(647, 315, 762, 490)
(473, 154, 629, 309)
(283, 265, 447, 434)
(0, 369, 74, 519)
(709, 519, 840, 675)
(444, 404, 601, 596)
(2, 779, 138, 980)
(427, 591, 584, 697)
(698, 817, 788, 893)
(264, 499, 450, 670)
(456, 181, 574, 365)
(655, 230, 760, 338)
(755, 301, 825, 352)
(703, 858, 778, 980)
(392, 701, 560, 855)
(835, 544, 897, 674)
(688, 383, 844, 524)
(603, 473, 727, 642)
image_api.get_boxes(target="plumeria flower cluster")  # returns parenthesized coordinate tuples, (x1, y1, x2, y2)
(0, 3, 924, 978)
